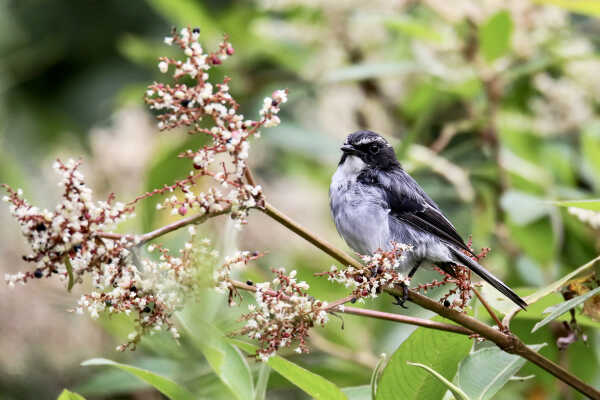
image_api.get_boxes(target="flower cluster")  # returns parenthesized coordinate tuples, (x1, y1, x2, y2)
(235, 269, 328, 361)
(324, 243, 412, 303)
(2, 160, 223, 350)
(145, 27, 287, 228)
(2, 159, 135, 287)
(89, 228, 212, 351)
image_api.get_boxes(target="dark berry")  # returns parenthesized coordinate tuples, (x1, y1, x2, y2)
(34, 269, 43, 278)
(192, 27, 200, 34)
(180, 99, 190, 108)
(143, 306, 151, 313)
(73, 244, 82, 253)
(130, 286, 137, 292)
(35, 223, 46, 232)
(350, 297, 357, 304)
(271, 99, 278, 107)
(443, 300, 451, 307)
(246, 280, 254, 286)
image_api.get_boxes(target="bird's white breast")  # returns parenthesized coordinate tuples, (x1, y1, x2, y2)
(331, 156, 366, 189)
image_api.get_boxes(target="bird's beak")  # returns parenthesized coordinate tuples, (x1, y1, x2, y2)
(340, 144, 357, 154)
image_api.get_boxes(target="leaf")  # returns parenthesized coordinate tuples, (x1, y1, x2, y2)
(455, 344, 545, 400)
(179, 319, 254, 400)
(479, 10, 514, 62)
(406, 362, 470, 400)
(532, 286, 600, 333)
(231, 339, 348, 400)
(81, 358, 194, 400)
(65, 256, 74, 292)
(553, 199, 600, 211)
(523, 255, 600, 307)
(532, 0, 600, 17)
(376, 327, 471, 400)
(371, 353, 387, 399)
(254, 363, 271, 400)
(342, 385, 371, 400)
(57, 389, 86, 400)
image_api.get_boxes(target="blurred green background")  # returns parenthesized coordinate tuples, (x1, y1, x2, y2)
(2, 0, 600, 399)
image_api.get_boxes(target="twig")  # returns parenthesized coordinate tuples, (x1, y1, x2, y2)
(340, 306, 472, 336)
(472, 287, 504, 330)
(97, 207, 231, 246)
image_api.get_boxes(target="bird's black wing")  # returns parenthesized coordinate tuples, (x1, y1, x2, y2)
(369, 168, 474, 256)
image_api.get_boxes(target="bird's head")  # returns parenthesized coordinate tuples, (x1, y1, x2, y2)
(339, 130, 399, 170)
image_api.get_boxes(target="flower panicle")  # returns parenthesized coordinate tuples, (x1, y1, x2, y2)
(323, 242, 413, 303)
(3, 159, 135, 288)
(233, 268, 328, 361)
(144, 27, 287, 229)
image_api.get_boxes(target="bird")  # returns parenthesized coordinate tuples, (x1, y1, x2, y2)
(329, 130, 527, 310)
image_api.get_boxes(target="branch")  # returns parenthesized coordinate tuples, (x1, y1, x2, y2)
(97, 207, 231, 246)
(257, 201, 600, 399)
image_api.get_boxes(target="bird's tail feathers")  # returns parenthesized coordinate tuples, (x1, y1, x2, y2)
(449, 247, 527, 310)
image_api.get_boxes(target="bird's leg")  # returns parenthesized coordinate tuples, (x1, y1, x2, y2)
(391, 260, 423, 308)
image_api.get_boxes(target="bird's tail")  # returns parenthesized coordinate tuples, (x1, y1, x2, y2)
(449, 247, 527, 310)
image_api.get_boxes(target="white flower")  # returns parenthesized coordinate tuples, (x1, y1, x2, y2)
(158, 61, 169, 73)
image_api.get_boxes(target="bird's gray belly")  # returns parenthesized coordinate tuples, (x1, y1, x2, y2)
(330, 185, 390, 255)
(331, 184, 452, 271)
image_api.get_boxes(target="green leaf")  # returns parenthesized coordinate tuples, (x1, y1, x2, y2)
(179, 320, 254, 400)
(254, 363, 271, 400)
(65, 256, 74, 292)
(57, 389, 86, 400)
(479, 10, 514, 62)
(553, 199, 600, 211)
(81, 358, 194, 400)
(523, 255, 600, 307)
(406, 362, 470, 400)
(532, 286, 600, 333)
(532, 0, 600, 17)
(342, 385, 371, 400)
(376, 327, 471, 400)
(455, 344, 545, 400)
(231, 339, 348, 400)
(371, 353, 387, 399)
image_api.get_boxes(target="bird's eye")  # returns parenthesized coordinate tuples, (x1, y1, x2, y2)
(369, 143, 379, 154)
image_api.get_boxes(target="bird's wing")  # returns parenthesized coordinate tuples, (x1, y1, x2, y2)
(379, 169, 473, 255)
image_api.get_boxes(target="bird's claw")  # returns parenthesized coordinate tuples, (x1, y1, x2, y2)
(391, 283, 409, 308)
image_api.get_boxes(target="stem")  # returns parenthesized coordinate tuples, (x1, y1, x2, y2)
(97, 207, 231, 246)
(472, 287, 504, 330)
(341, 306, 472, 336)
(258, 201, 600, 399)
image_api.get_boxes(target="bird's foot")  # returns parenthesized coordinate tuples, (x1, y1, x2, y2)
(391, 282, 409, 309)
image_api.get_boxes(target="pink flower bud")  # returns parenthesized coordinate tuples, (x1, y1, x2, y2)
(178, 206, 188, 216)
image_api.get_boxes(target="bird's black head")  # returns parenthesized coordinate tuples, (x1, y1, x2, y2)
(339, 130, 399, 170)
